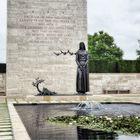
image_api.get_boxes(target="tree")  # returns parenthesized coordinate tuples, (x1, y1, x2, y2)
(136, 49, 140, 60)
(88, 31, 123, 61)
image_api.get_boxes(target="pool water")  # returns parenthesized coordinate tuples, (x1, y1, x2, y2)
(15, 103, 140, 140)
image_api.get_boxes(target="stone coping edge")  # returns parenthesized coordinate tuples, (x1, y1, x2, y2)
(8, 102, 31, 140)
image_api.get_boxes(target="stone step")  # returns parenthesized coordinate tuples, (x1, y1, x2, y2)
(0, 128, 12, 132)
(0, 121, 11, 123)
(0, 113, 9, 114)
(0, 125, 12, 128)
(0, 116, 10, 117)
(0, 132, 13, 136)
(0, 124, 11, 126)
(0, 119, 10, 121)
(0, 119, 11, 121)
(0, 135, 13, 140)
(0, 104, 13, 139)
(0, 122, 11, 124)
(0, 118, 9, 119)
(0, 117, 10, 118)
(0, 118, 10, 119)
(0, 107, 7, 108)
(0, 122, 11, 126)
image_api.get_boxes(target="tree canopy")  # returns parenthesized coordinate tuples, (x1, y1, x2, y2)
(136, 49, 140, 60)
(88, 31, 123, 61)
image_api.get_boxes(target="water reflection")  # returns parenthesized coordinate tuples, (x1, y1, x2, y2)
(15, 104, 140, 140)
(77, 127, 118, 140)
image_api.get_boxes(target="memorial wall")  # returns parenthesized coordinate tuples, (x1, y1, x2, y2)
(7, 0, 87, 95)
(0, 74, 5, 95)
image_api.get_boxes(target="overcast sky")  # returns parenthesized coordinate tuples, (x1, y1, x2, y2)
(0, 0, 140, 62)
(87, 0, 140, 60)
(0, 0, 7, 63)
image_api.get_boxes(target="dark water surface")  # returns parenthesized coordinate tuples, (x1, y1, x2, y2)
(15, 103, 140, 140)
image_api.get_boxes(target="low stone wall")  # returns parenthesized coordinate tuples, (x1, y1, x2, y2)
(89, 73, 140, 94)
(2, 73, 140, 95)
(0, 73, 6, 95)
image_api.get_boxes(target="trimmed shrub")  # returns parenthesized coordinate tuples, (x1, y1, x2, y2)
(89, 60, 140, 73)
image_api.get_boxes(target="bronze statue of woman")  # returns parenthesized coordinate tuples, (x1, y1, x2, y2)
(76, 42, 89, 94)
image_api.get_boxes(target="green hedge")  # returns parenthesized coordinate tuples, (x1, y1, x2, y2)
(0, 63, 6, 73)
(89, 60, 140, 73)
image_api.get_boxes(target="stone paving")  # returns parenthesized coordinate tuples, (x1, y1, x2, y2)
(0, 103, 13, 140)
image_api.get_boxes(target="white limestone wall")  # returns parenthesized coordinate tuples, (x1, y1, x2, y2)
(7, 0, 87, 95)
(0, 74, 6, 95)
(89, 73, 140, 94)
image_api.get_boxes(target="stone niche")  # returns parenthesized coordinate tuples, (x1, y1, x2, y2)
(7, 0, 87, 95)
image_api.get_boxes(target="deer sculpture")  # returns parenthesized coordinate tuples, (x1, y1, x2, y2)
(32, 77, 57, 95)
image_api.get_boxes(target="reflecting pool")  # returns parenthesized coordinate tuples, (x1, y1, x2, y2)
(15, 103, 140, 140)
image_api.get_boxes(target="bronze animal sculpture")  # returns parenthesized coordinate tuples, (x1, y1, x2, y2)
(32, 78, 57, 95)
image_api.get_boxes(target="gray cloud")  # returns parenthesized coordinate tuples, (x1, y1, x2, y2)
(87, 0, 140, 60)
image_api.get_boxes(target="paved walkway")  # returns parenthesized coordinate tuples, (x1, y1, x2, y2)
(0, 103, 13, 140)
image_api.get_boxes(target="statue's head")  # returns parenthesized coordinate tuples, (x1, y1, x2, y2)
(79, 42, 86, 50)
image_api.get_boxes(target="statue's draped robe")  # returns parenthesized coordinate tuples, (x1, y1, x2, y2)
(76, 50, 89, 93)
